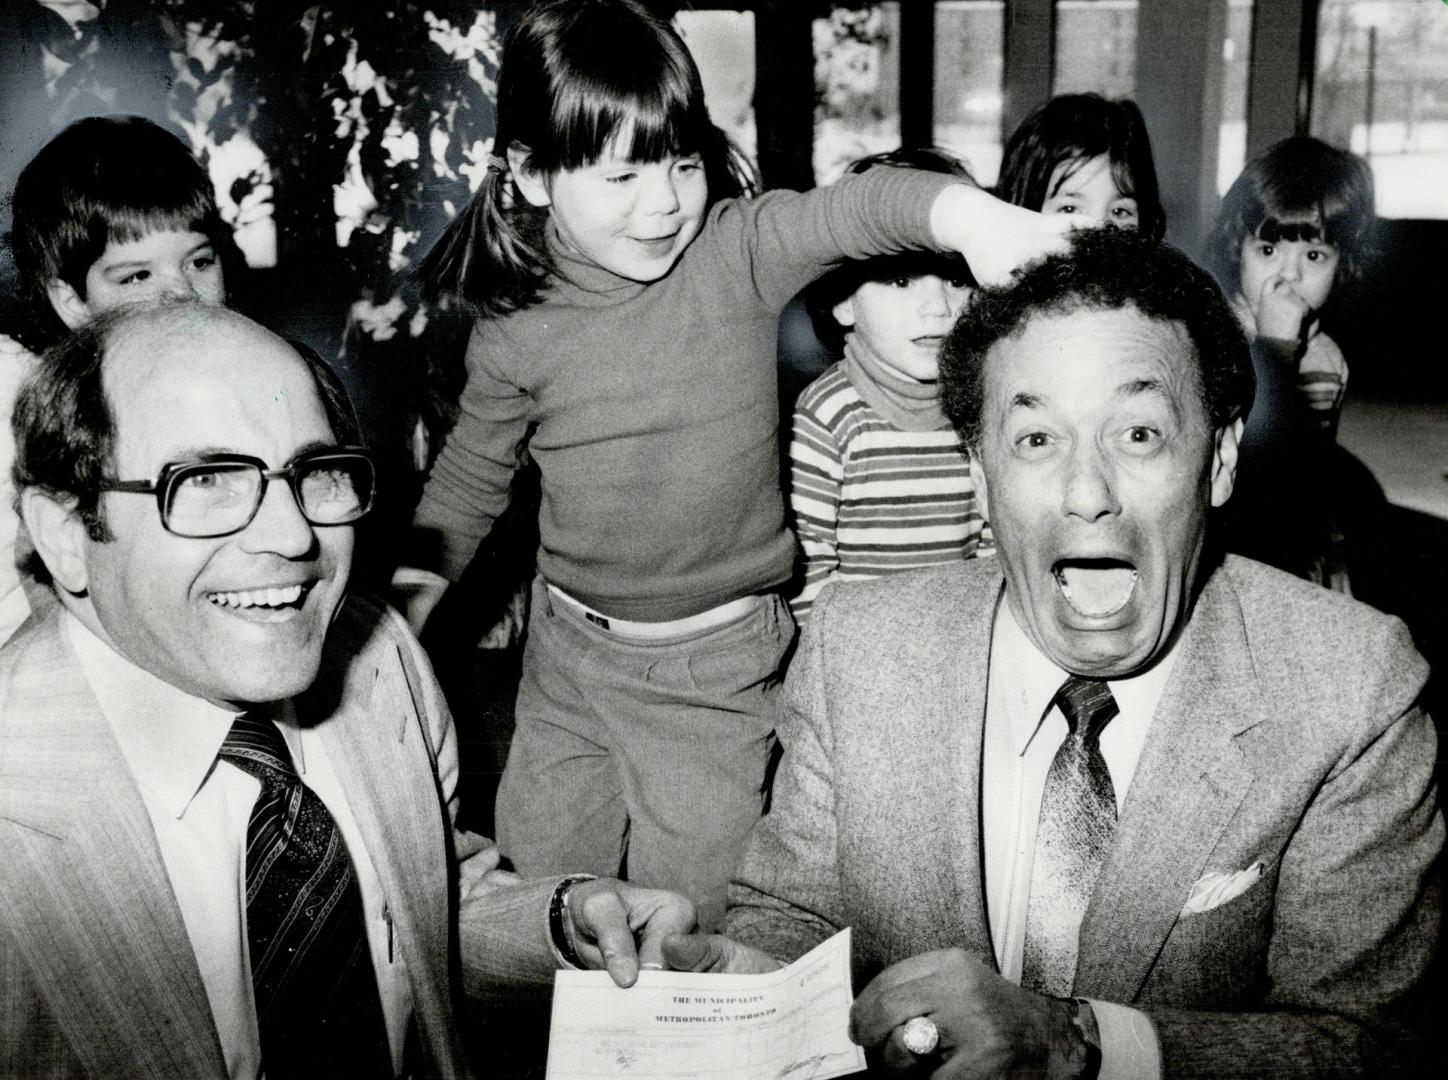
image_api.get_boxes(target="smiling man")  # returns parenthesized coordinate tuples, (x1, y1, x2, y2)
(0, 302, 692, 1079)
(665, 229, 1440, 1078)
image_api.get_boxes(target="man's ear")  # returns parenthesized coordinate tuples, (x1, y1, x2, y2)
(968, 447, 990, 523)
(506, 143, 551, 209)
(831, 295, 857, 330)
(21, 487, 91, 595)
(1209, 417, 1244, 509)
(46, 278, 92, 331)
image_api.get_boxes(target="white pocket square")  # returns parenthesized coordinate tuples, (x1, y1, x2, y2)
(1181, 861, 1263, 915)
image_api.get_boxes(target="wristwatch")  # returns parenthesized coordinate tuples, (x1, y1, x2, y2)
(548, 874, 596, 968)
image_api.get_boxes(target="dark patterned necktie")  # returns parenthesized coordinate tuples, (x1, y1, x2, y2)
(219, 714, 393, 1079)
(1021, 675, 1120, 996)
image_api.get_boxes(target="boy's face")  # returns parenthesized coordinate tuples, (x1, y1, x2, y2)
(834, 267, 973, 383)
(50, 228, 225, 330)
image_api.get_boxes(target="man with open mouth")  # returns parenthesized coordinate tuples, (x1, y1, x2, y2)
(0, 301, 694, 1078)
(664, 228, 1440, 1079)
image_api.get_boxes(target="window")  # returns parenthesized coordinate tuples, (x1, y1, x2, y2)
(675, 9, 758, 163)
(1054, 0, 1138, 98)
(1217, 0, 1253, 194)
(933, 0, 1006, 185)
(1312, 0, 1448, 218)
(814, 3, 902, 184)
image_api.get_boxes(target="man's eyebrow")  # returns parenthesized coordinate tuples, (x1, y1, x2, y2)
(162, 445, 239, 461)
(1118, 378, 1166, 397)
(292, 438, 344, 457)
(1117, 377, 1184, 419)
(154, 440, 342, 465)
(1007, 391, 1044, 411)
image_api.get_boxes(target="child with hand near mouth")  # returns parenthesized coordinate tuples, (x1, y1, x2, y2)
(1207, 136, 1378, 592)
(1207, 136, 1374, 442)
(789, 149, 995, 622)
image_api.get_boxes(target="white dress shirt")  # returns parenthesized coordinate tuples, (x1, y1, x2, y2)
(981, 597, 1177, 1080)
(67, 611, 412, 1079)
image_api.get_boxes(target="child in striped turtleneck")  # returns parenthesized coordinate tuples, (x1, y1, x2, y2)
(788, 149, 995, 623)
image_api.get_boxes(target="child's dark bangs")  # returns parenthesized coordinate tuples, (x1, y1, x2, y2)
(94, 165, 215, 246)
(864, 252, 970, 285)
(1254, 212, 1326, 246)
(104, 201, 213, 246)
(551, 54, 704, 169)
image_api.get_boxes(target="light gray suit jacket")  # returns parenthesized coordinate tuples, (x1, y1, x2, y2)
(0, 593, 561, 1079)
(727, 555, 1442, 1077)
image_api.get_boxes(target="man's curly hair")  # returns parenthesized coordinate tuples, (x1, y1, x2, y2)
(941, 228, 1253, 452)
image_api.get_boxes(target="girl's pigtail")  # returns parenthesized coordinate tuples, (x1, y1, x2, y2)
(706, 126, 760, 203)
(420, 159, 549, 317)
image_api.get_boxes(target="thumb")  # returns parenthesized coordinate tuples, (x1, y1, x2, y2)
(662, 932, 723, 972)
(576, 889, 641, 988)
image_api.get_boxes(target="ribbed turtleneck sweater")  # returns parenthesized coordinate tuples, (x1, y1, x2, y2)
(413, 167, 957, 621)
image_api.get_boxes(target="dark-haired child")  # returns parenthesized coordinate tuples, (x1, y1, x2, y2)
(790, 148, 993, 622)
(1206, 135, 1374, 443)
(1207, 136, 1377, 591)
(2, 114, 231, 642)
(997, 92, 1166, 238)
(412, 0, 1068, 929)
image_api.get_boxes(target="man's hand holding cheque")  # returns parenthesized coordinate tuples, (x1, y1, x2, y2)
(565, 879, 699, 986)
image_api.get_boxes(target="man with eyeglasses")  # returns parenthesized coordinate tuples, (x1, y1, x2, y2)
(0, 301, 693, 1078)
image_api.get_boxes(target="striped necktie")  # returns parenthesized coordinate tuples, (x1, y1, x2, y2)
(220, 713, 392, 1079)
(1021, 675, 1120, 996)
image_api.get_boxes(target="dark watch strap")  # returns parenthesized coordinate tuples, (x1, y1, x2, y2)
(548, 874, 597, 968)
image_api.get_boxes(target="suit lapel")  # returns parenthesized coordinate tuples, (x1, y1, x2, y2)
(1074, 565, 1263, 1001)
(312, 640, 452, 965)
(944, 571, 999, 959)
(304, 617, 463, 1075)
(0, 615, 225, 1077)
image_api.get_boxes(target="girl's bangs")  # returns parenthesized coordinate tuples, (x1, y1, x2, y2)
(549, 53, 708, 169)
(1253, 214, 1326, 246)
(1251, 193, 1355, 248)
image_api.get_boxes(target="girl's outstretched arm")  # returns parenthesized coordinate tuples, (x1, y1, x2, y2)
(929, 185, 1074, 286)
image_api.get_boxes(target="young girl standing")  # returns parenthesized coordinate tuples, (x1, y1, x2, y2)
(996, 92, 1166, 237)
(413, 0, 1065, 929)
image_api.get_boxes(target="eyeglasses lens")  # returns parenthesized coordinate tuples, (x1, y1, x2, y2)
(297, 456, 372, 524)
(163, 455, 373, 537)
(166, 463, 261, 537)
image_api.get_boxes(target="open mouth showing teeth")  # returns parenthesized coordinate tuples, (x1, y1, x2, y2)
(1054, 559, 1138, 618)
(208, 584, 308, 611)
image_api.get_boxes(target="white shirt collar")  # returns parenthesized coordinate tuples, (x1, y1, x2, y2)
(64, 610, 304, 819)
(992, 595, 1182, 757)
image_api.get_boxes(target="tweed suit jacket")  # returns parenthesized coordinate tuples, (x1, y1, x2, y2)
(727, 554, 1442, 1077)
(0, 592, 561, 1079)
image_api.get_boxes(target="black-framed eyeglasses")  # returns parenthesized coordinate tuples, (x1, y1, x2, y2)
(100, 447, 377, 539)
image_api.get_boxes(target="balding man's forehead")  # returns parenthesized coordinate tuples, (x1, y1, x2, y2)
(102, 305, 298, 383)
